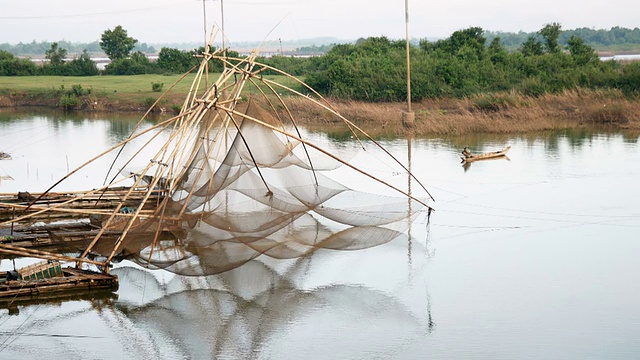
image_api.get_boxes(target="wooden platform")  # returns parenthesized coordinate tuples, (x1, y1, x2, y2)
(0, 187, 162, 224)
(0, 266, 118, 301)
(0, 220, 181, 254)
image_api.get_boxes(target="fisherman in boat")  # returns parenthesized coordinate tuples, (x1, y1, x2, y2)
(462, 147, 473, 158)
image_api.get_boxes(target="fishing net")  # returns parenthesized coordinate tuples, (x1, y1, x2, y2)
(0, 29, 433, 276)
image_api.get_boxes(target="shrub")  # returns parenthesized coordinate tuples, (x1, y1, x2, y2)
(144, 97, 156, 108)
(517, 78, 547, 97)
(151, 82, 164, 92)
(0, 57, 38, 76)
(103, 56, 153, 75)
(71, 84, 91, 96)
(59, 94, 79, 109)
(615, 62, 640, 96)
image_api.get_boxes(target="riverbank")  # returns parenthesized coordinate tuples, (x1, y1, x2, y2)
(285, 89, 640, 136)
(1, 80, 639, 136)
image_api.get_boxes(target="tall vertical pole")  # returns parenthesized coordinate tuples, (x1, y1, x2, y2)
(406, 134, 413, 276)
(402, 0, 415, 127)
(404, 0, 414, 275)
(202, 0, 207, 49)
(221, 0, 226, 57)
(404, 0, 412, 113)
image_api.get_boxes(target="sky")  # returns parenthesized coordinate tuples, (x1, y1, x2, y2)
(0, 0, 638, 47)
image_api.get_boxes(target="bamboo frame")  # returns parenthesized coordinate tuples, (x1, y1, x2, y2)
(0, 26, 434, 274)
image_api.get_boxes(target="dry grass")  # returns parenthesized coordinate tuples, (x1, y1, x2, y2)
(2, 80, 639, 135)
(280, 89, 640, 136)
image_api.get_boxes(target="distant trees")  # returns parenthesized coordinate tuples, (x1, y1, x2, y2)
(520, 37, 544, 56)
(0, 24, 638, 100)
(485, 26, 640, 51)
(99, 26, 150, 75)
(100, 25, 138, 61)
(0, 45, 98, 76)
(305, 24, 640, 101)
(103, 51, 153, 75)
(41, 43, 99, 76)
(566, 35, 599, 65)
(538, 22, 562, 53)
(156, 47, 197, 73)
(440, 27, 487, 59)
(0, 40, 155, 56)
(0, 50, 38, 75)
(45, 42, 67, 65)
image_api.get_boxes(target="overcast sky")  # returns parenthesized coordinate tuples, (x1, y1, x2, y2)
(0, 0, 637, 46)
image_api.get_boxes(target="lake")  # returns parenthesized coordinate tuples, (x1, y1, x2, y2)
(0, 109, 639, 359)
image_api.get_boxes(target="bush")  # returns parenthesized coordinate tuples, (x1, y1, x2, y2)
(59, 94, 79, 109)
(0, 56, 38, 76)
(151, 82, 164, 92)
(615, 62, 640, 96)
(103, 54, 155, 75)
(64, 52, 100, 76)
(71, 84, 91, 96)
(144, 97, 156, 108)
(157, 47, 197, 73)
(517, 78, 547, 97)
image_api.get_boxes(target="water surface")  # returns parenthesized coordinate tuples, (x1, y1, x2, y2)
(0, 109, 639, 359)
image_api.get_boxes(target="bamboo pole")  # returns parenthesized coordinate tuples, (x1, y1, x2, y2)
(258, 76, 434, 201)
(0, 244, 106, 266)
(1, 27, 435, 275)
(220, 105, 433, 210)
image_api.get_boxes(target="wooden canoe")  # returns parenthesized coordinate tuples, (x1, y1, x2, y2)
(461, 146, 511, 162)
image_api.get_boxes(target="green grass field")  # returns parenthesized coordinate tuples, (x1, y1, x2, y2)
(0, 73, 306, 106)
(0, 74, 193, 93)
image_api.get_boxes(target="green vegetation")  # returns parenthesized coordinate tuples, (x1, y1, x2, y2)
(0, 50, 38, 75)
(0, 48, 100, 76)
(151, 82, 164, 92)
(0, 40, 155, 56)
(59, 93, 79, 109)
(0, 74, 192, 93)
(485, 26, 640, 51)
(0, 73, 305, 110)
(301, 25, 640, 101)
(0, 24, 639, 106)
(45, 42, 67, 66)
(100, 25, 138, 61)
(143, 97, 156, 108)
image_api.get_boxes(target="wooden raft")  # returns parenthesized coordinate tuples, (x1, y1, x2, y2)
(0, 265, 118, 300)
(0, 187, 162, 224)
(0, 220, 182, 254)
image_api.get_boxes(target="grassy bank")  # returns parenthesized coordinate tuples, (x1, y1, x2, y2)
(283, 89, 640, 136)
(0, 74, 303, 111)
(0, 76, 639, 135)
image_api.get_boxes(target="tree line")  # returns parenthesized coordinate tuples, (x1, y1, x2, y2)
(2, 26, 639, 56)
(0, 40, 155, 56)
(486, 26, 640, 50)
(1, 24, 639, 101)
(286, 23, 640, 101)
(0, 26, 233, 76)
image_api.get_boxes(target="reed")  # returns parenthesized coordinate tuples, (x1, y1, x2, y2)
(281, 89, 640, 136)
(2, 75, 638, 134)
